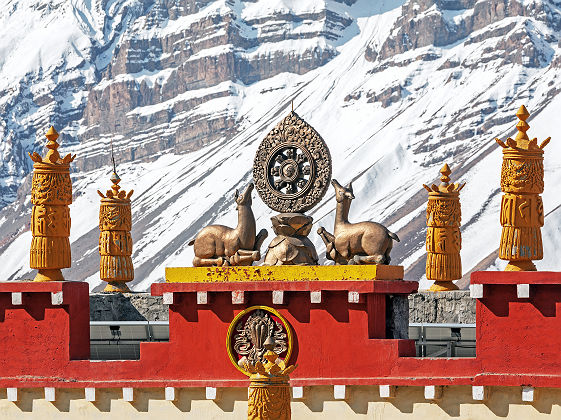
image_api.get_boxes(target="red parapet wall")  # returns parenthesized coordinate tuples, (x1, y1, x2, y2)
(0, 272, 561, 388)
(471, 271, 561, 384)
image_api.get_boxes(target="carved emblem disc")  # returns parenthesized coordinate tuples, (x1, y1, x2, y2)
(253, 111, 332, 213)
(226, 306, 293, 376)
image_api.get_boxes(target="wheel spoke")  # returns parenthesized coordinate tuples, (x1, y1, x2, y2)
(285, 148, 295, 159)
(286, 182, 295, 193)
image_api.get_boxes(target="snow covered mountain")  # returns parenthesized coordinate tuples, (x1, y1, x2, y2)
(1, 0, 561, 290)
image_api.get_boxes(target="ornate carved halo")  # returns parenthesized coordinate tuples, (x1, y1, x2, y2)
(253, 111, 332, 213)
(226, 305, 293, 376)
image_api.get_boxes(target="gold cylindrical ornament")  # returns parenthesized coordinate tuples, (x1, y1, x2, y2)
(98, 172, 134, 292)
(28, 126, 75, 282)
(240, 347, 295, 420)
(423, 164, 465, 292)
(248, 375, 291, 420)
(496, 106, 549, 271)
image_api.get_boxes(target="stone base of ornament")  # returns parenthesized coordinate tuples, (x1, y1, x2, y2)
(103, 281, 131, 293)
(505, 260, 537, 271)
(429, 280, 459, 292)
(33, 269, 65, 282)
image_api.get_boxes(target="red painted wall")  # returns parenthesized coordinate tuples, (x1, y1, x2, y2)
(0, 272, 560, 388)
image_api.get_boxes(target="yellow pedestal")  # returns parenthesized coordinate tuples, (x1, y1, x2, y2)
(165, 264, 404, 283)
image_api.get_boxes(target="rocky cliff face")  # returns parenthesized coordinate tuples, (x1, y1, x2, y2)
(0, 0, 357, 198)
(1, 0, 561, 290)
(369, 0, 561, 60)
(78, 0, 356, 170)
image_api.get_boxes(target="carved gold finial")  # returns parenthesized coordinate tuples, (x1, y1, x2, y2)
(241, 342, 295, 420)
(44, 126, 63, 164)
(98, 171, 134, 292)
(28, 126, 74, 282)
(440, 163, 451, 184)
(496, 106, 549, 271)
(515, 105, 530, 141)
(424, 164, 465, 291)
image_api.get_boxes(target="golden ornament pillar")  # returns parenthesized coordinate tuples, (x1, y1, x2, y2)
(496, 106, 549, 271)
(28, 126, 75, 282)
(97, 171, 134, 292)
(239, 339, 295, 420)
(423, 164, 465, 292)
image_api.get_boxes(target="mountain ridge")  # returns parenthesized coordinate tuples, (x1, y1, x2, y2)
(1, 0, 561, 290)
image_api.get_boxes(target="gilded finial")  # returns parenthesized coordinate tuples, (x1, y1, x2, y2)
(440, 163, 451, 185)
(423, 163, 464, 194)
(28, 126, 76, 165)
(515, 105, 530, 141)
(291, 100, 294, 112)
(45, 126, 59, 142)
(45, 126, 61, 163)
(110, 171, 122, 197)
(97, 140, 133, 201)
(98, 171, 133, 200)
(496, 105, 549, 153)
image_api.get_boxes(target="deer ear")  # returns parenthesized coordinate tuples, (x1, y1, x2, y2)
(331, 179, 341, 188)
(234, 189, 239, 200)
(346, 181, 353, 193)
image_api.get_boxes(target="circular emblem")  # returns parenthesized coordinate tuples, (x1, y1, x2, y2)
(226, 306, 293, 376)
(253, 111, 332, 213)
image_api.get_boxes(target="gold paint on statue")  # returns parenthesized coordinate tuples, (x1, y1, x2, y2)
(97, 171, 134, 292)
(423, 164, 465, 291)
(239, 341, 295, 420)
(496, 106, 549, 271)
(28, 126, 76, 282)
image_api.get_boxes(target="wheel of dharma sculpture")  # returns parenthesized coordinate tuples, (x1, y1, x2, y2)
(253, 111, 332, 213)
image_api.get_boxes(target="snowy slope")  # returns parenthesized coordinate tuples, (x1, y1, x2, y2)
(0, 0, 149, 205)
(1, 0, 561, 290)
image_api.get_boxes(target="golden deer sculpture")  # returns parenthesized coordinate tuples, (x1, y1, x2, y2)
(318, 179, 399, 265)
(189, 183, 268, 266)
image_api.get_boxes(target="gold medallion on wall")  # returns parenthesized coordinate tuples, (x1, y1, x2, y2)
(226, 306, 293, 376)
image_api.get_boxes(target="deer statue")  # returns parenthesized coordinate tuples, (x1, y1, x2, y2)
(317, 179, 400, 265)
(189, 183, 268, 267)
